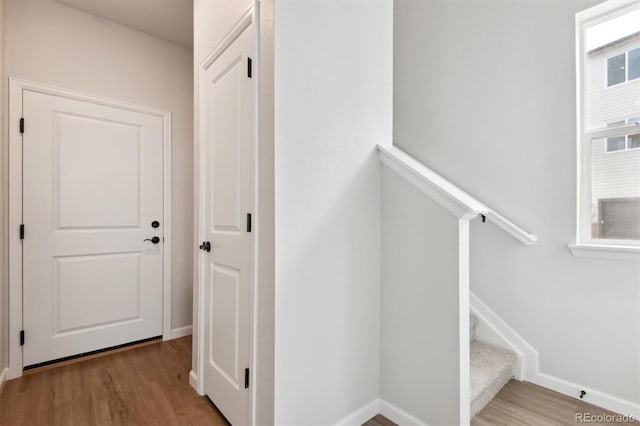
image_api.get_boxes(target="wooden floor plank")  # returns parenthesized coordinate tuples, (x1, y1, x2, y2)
(0, 336, 229, 426)
(2, 344, 627, 426)
(473, 380, 624, 426)
(363, 380, 627, 426)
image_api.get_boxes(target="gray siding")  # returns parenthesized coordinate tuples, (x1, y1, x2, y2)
(592, 139, 640, 201)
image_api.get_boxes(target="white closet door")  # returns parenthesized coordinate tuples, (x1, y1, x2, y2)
(201, 22, 255, 426)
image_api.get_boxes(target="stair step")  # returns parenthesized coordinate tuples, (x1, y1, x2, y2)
(470, 340, 516, 418)
(470, 314, 479, 342)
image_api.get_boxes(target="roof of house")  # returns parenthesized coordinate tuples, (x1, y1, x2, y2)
(588, 30, 640, 55)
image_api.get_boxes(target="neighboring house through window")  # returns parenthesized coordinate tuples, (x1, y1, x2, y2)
(575, 0, 640, 250)
(607, 47, 640, 86)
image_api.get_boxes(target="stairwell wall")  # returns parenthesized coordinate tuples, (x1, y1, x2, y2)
(274, 0, 392, 423)
(393, 0, 639, 409)
(380, 167, 463, 425)
(193, 1, 392, 424)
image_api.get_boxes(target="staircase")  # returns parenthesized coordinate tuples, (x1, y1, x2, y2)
(378, 145, 536, 424)
(470, 314, 517, 418)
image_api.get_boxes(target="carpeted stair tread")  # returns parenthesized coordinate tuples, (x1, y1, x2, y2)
(470, 340, 516, 418)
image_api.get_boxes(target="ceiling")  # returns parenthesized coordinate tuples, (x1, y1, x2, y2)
(55, 0, 193, 48)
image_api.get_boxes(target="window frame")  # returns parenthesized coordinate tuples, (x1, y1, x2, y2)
(604, 118, 640, 153)
(604, 136, 626, 153)
(605, 51, 626, 87)
(606, 47, 640, 87)
(574, 0, 640, 259)
(628, 46, 640, 80)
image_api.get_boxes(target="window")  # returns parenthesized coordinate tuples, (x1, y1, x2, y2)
(575, 0, 640, 253)
(629, 47, 640, 79)
(607, 53, 626, 85)
(606, 48, 640, 86)
(605, 118, 640, 152)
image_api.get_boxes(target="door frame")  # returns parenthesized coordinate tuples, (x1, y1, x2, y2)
(193, 5, 259, 424)
(8, 78, 173, 379)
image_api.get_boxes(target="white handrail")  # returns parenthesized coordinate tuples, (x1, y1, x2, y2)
(485, 211, 538, 245)
(378, 144, 538, 245)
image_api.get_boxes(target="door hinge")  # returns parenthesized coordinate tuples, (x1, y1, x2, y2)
(247, 57, 253, 79)
(20, 330, 25, 346)
(247, 213, 252, 233)
(19, 224, 25, 240)
(244, 368, 250, 389)
(20, 118, 25, 134)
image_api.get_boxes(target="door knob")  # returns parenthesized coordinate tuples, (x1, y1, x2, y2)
(199, 241, 211, 252)
(144, 236, 161, 244)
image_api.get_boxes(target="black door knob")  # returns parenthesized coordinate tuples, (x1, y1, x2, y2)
(144, 236, 161, 244)
(199, 241, 211, 252)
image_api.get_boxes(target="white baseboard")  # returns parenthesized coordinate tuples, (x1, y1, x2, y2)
(171, 325, 193, 339)
(379, 399, 429, 426)
(0, 368, 8, 395)
(530, 372, 640, 419)
(332, 399, 429, 426)
(333, 399, 380, 426)
(189, 370, 204, 395)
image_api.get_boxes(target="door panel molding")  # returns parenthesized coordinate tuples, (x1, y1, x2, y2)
(8, 78, 173, 379)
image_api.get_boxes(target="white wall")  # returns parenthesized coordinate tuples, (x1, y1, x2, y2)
(0, 0, 6, 385)
(4, 0, 194, 331)
(193, 0, 253, 66)
(274, 0, 392, 423)
(380, 168, 462, 425)
(255, 0, 275, 424)
(394, 0, 640, 408)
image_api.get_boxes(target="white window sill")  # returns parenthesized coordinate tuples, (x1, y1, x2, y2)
(568, 244, 640, 261)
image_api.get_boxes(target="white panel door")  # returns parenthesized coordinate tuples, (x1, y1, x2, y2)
(202, 23, 255, 426)
(22, 90, 164, 367)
